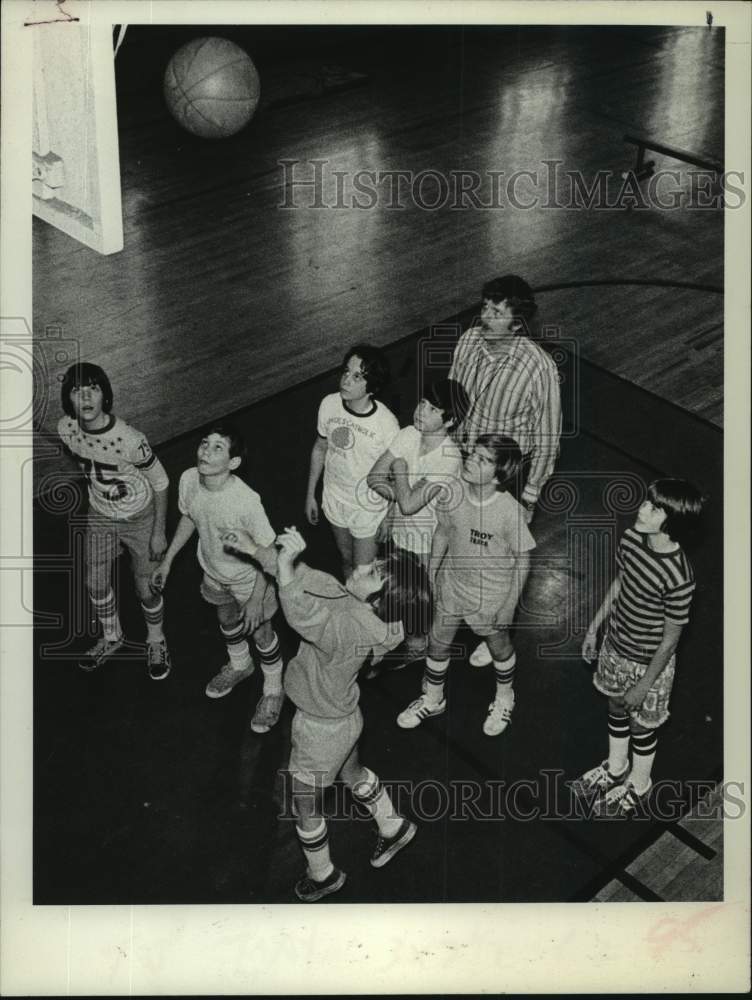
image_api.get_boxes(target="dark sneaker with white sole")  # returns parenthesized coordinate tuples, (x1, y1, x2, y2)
(78, 636, 124, 672)
(294, 867, 347, 902)
(370, 819, 417, 868)
(147, 639, 171, 680)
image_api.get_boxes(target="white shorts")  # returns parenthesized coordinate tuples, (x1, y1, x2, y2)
(435, 569, 512, 636)
(201, 572, 279, 621)
(287, 708, 363, 787)
(322, 491, 386, 539)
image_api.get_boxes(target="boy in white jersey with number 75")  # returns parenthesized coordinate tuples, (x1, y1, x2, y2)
(57, 363, 172, 679)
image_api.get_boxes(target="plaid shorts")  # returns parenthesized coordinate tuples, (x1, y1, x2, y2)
(593, 637, 676, 729)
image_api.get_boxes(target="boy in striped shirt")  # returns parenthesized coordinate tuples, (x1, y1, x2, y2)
(573, 479, 706, 816)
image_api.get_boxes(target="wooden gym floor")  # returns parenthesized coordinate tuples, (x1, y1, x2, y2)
(32, 25, 725, 905)
(33, 24, 723, 448)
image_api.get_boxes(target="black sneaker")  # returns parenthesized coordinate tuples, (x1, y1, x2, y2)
(294, 867, 347, 902)
(370, 819, 417, 868)
(147, 639, 171, 680)
(78, 636, 124, 672)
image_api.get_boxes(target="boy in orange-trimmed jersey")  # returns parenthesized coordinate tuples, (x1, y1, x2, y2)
(572, 478, 706, 816)
(58, 362, 171, 679)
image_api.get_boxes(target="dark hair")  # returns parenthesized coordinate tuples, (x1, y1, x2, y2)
(203, 421, 247, 466)
(423, 377, 470, 430)
(342, 344, 391, 397)
(647, 478, 707, 546)
(371, 550, 432, 640)
(481, 274, 537, 332)
(60, 363, 114, 417)
(475, 433, 524, 486)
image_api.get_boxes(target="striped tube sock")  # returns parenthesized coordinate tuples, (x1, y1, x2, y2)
(351, 768, 402, 838)
(629, 730, 658, 794)
(608, 712, 631, 776)
(91, 589, 122, 642)
(296, 818, 334, 882)
(492, 651, 516, 701)
(220, 621, 252, 671)
(423, 656, 449, 705)
(254, 631, 283, 695)
(141, 596, 165, 643)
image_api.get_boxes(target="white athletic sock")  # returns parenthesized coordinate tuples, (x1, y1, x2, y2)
(221, 621, 252, 670)
(629, 730, 658, 794)
(91, 589, 122, 643)
(296, 818, 334, 882)
(423, 657, 449, 705)
(351, 768, 403, 838)
(608, 712, 631, 775)
(255, 632, 283, 695)
(492, 652, 516, 701)
(141, 596, 165, 643)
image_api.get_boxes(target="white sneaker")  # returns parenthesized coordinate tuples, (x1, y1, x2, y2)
(594, 779, 653, 818)
(397, 694, 446, 729)
(469, 641, 492, 667)
(483, 696, 514, 736)
(205, 661, 254, 699)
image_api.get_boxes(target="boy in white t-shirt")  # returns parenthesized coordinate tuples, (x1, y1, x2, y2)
(367, 377, 467, 664)
(368, 378, 468, 561)
(305, 344, 399, 579)
(151, 423, 285, 733)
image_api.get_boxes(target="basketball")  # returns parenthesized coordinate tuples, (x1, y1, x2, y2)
(163, 37, 261, 139)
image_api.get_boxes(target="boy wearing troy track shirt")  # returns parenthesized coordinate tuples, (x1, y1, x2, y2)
(450, 274, 561, 669)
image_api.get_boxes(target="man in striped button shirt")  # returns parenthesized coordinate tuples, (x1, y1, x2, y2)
(449, 274, 561, 668)
(449, 274, 561, 517)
